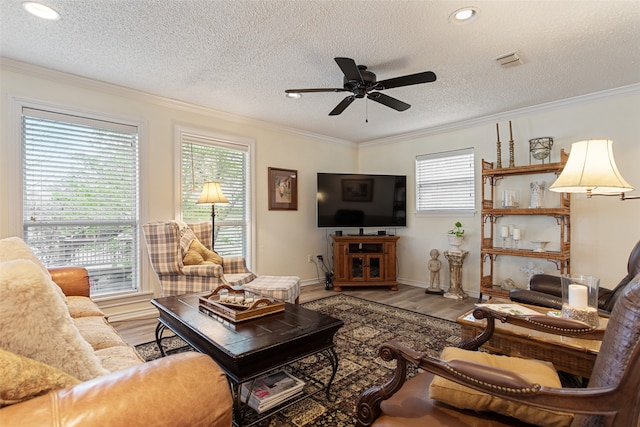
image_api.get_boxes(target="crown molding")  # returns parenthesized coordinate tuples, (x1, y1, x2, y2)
(3, 57, 637, 150)
(0, 57, 355, 148)
(360, 83, 640, 147)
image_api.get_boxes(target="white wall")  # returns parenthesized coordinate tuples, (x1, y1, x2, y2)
(2, 61, 638, 320)
(0, 61, 357, 319)
(359, 89, 640, 294)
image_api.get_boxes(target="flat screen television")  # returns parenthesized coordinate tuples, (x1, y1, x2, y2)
(316, 173, 407, 228)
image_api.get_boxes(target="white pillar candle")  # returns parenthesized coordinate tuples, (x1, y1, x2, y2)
(508, 224, 515, 235)
(512, 228, 521, 240)
(568, 284, 588, 308)
(500, 226, 509, 238)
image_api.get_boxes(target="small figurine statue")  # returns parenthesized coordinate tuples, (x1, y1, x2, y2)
(425, 249, 443, 294)
(530, 181, 546, 208)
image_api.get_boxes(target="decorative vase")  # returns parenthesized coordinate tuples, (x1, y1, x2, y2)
(447, 234, 463, 252)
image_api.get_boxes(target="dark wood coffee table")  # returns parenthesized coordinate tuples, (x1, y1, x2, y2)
(151, 293, 344, 427)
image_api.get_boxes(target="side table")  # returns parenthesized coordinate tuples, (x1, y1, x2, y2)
(444, 250, 468, 300)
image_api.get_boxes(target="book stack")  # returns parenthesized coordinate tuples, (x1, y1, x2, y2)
(240, 370, 305, 414)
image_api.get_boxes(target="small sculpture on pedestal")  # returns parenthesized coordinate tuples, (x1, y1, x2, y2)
(425, 249, 443, 295)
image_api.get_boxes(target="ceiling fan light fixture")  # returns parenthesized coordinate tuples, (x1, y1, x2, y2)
(285, 92, 302, 99)
(22, 1, 60, 20)
(449, 7, 479, 24)
(285, 57, 436, 117)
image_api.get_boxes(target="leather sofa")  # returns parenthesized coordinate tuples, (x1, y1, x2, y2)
(510, 239, 640, 315)
(0, 238, 233, 426)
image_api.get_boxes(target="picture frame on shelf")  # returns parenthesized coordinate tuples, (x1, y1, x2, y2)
(268, 167, 298, 210)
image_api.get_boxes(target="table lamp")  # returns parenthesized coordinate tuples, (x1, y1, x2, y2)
(196, 182, 229, 249)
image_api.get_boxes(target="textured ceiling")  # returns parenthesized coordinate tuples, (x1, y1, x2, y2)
(1, 0, 639, 143)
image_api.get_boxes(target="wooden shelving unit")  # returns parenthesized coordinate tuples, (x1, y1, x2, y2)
(480, 149, 570, 299)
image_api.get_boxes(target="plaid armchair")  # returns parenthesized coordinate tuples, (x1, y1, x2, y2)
(142, 221, 256, 296)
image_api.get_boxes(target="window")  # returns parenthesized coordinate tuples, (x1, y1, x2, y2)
(21, 107, 140, 296)
(180, 130, 251, 258)
(416, 148, 475, 213)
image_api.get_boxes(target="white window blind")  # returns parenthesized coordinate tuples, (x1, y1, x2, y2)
(416, 148, 475, 213)
(22, 107, 140, 296)
(181, 133, 249, 257)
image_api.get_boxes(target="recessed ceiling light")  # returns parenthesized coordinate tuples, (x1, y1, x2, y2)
(285, 93, 302, 99)
(22, 2, 60, 20)
(449, 7, 479, 24)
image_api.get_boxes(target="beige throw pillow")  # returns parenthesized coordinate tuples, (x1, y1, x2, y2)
(0, 259, 109, 381)
(430, 347, 573, 427)
(183, 238, 223, 265)
(0, 348, 80, 407)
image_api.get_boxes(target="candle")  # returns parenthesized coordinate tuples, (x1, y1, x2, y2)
(512, 228, 521, 240)
(568, 284, 588, 308)
(496, 123, 500, 142)
(509, 120, 513, 140)
(500, 226, 509, 238)
(508, 224, 515, 235)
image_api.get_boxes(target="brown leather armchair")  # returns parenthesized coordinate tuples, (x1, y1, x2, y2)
(510, 239, 640, 315)
(355, 273, 640, 427)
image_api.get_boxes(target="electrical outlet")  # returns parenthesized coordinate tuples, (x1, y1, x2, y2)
(307, 254, 313, 263)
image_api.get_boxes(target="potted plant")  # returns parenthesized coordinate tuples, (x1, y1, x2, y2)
(447, 221, 464, 250)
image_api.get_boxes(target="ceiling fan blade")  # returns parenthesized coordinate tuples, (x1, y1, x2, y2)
(375, 71, 437, 90)
(367, 92, 410, 111)
(285, 88, 348, 93)
(329, 96, 355, 116)
(334, 57, 363, 82)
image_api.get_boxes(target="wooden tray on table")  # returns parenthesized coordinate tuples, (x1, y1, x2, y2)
(199, 285, 284, 323)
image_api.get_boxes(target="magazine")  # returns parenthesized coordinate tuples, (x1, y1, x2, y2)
(475, 303, 541, 317)
(240, 370, 305, 413)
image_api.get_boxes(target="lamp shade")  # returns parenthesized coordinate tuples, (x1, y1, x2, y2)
(549, 140, 634, 195)
(196, 182, 229, 204)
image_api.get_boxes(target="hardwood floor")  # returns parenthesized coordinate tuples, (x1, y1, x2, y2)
(111, 283, 477, 347)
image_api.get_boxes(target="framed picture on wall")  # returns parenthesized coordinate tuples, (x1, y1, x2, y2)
(268, 167, 298, 210)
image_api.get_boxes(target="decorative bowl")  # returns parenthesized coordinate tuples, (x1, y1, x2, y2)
(530, 240, 550, 252)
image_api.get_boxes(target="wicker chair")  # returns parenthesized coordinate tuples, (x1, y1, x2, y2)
(142, 221, 255, 296)
(355, 273, 640, 427)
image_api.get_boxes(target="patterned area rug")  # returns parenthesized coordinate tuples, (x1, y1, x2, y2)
(135, 294, 461, 426)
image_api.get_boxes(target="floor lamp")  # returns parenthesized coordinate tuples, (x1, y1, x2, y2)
(196, 182, 229, 250)
(550, 139, 638, 200)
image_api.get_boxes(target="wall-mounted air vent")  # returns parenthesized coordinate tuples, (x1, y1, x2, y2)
(495, 51, 523, 68)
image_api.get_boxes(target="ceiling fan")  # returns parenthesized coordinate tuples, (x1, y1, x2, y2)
(285, 57, 437, 116)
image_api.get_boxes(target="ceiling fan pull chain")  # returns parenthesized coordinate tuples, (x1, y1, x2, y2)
(366, 97, 369, 123)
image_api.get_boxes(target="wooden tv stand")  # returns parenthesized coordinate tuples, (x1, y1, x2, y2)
(331, 235, 399, 292)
